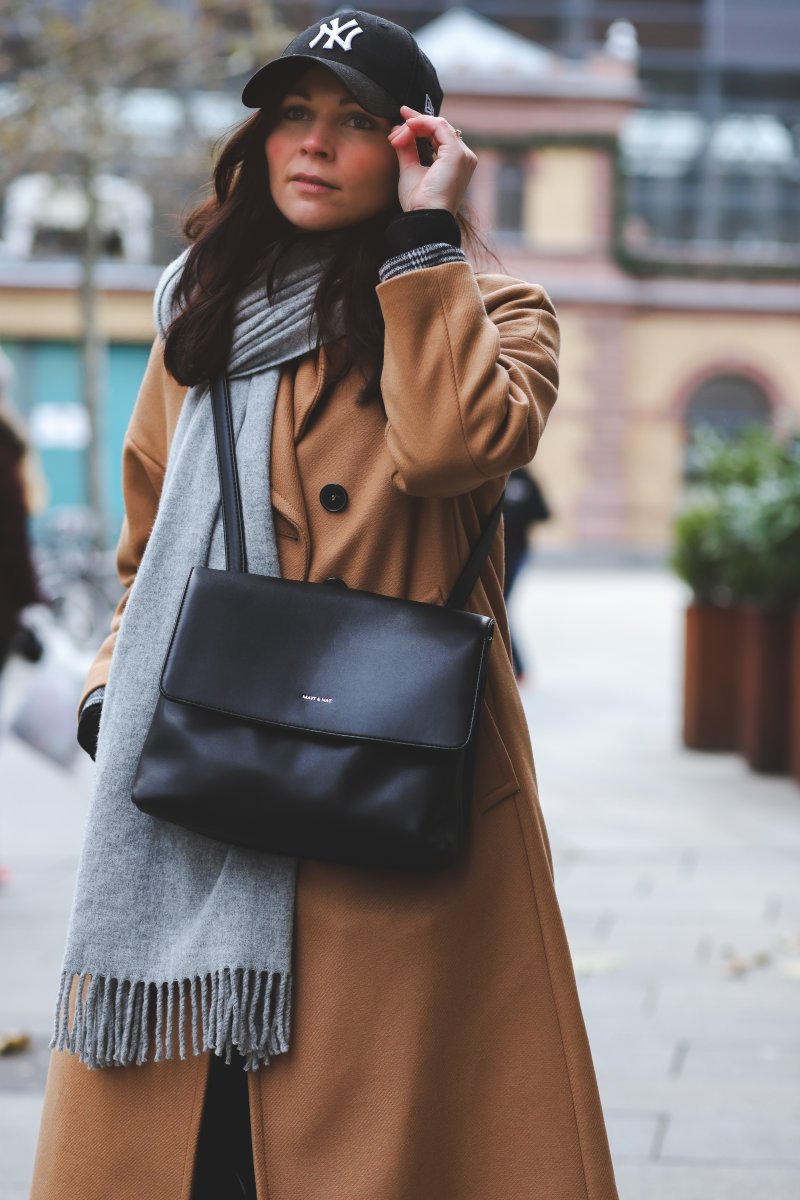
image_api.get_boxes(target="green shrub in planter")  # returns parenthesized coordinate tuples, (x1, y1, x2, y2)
(712, 459, 800, 773)
(759, 472, 800, 603)
(671, 496, 741, 748)
(691, 425, 797, 490)
(677, 428, 800, 607)
(718, 473, 800, 606)
(671, 428, 800, 760)
(670, 497, 734, 604)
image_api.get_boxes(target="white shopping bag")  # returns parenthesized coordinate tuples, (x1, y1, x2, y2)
(7, 615, 90, 769)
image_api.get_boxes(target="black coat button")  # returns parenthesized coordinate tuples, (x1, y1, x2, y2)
(320, 484, 348, 513)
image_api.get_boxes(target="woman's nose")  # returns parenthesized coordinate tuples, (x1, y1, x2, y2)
(300, 122, 334, 157)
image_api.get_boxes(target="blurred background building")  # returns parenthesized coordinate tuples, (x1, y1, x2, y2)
(0, 0, 798, 555)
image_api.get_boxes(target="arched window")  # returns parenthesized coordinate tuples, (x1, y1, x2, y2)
(683, 373, 772, 478)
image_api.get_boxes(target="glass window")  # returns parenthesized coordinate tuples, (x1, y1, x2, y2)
(495, 154, 526, 237)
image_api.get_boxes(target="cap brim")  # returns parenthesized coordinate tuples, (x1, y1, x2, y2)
(242, 55, 401, 121)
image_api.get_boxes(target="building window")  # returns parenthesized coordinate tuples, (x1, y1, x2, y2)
(620, 111, 800, 264)
(683, 374, 772, 479)
(2, 173, 153, 263)
(495, 154, 526, 237)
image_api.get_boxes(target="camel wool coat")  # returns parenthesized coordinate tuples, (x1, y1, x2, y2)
(32, 260, 619, 1200)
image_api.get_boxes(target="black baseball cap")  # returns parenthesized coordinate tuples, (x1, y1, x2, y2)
(241, 10, 443, 123)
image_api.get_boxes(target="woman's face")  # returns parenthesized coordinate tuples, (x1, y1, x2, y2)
(264, 65, 400, 232)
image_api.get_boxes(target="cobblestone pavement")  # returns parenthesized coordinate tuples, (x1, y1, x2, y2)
(1, 566, 799, 1199)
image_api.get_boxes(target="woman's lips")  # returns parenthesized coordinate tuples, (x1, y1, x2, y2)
(291, 179, 336, 194)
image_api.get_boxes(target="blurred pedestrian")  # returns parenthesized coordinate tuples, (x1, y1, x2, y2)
(0, 358, 48, 885)
(503, 466, 551, 682)
(32, 12, 617, 1200)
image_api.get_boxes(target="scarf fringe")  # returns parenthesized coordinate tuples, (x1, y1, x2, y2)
(50, 967, 292, 1071)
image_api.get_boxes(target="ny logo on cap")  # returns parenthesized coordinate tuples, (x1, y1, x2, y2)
(309, 16, 364, 52)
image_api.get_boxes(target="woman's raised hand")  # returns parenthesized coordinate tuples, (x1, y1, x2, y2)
(388, 105, 477, 216)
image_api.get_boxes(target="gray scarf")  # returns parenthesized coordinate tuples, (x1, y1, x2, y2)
(52, 236, 340, 1071)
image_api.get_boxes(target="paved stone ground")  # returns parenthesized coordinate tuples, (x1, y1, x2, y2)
(1, 565, 798, 1198)
(515, 566, 800, 1199)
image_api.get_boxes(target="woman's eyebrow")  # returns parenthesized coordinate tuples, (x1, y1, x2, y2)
(283, 87, 363, 107)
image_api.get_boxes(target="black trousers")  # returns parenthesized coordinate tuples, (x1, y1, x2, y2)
(191, 1050, 257, 1199)
(503, 545, 528, 677)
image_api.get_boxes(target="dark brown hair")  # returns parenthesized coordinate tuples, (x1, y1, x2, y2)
(163, 103, 500, 407)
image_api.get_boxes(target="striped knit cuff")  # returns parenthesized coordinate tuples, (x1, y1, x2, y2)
(81, 685, 106, 713)
(378, 242, 467, 283)
(77, 686, 105, 761)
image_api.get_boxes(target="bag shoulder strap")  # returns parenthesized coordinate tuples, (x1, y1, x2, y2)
(211, 373, 247, 573)
(211, 373, 504, 606)
(443, 491, 505, 610)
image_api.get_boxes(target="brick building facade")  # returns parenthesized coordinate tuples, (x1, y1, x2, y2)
(1, 7, 798, 554)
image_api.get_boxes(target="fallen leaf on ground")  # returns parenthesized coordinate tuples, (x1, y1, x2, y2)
(0, 1033, 31, 1055)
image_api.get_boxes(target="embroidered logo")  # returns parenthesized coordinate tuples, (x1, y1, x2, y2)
(424, 93, 435, 115)
(302, 693, 333, 704)
(309, 17, 364, 52)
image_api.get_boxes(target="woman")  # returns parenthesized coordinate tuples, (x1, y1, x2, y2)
(503, 467, 552, 682)
(32, 11, 619, 1199)
(0, 380, 47, 887)
(0, 421, 41, 672)
(0, 356, 46, 680)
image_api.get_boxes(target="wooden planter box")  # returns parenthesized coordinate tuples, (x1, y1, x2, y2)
(682, 602, 742, 751)
(791, 610, 800, 785)
(739, 605, 794, 774)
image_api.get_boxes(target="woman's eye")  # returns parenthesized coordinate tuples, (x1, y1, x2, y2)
(346, 113, 376, 130)
(279, 106, 376, 130)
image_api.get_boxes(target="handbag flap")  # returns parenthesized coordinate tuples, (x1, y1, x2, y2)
(160, 567, 495, 751)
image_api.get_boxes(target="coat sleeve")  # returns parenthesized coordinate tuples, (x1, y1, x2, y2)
(376, 261, 559, 498)
(77, 337, 174, 717)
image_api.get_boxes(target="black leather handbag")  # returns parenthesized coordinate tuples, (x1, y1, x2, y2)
(131, 374, 503, 871)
